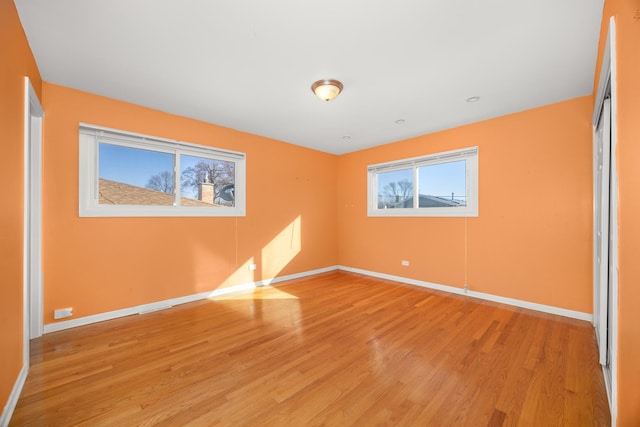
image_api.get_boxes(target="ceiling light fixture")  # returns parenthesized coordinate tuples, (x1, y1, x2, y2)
(395, 119, 406, 124)
(311, 79, 343, 102)
(466, 96, 480, 103)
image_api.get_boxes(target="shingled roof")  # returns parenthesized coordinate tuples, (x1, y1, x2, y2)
(98, 178, 219, 207)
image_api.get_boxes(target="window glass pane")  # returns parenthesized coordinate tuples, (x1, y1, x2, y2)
(180, 155, 236, 207)
(377, 168, 413, 209)
(98, 142, 175, 206)
(417, 160, 466, 208)
(367, 147, 477, 217)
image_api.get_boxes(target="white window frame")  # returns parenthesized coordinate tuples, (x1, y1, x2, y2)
(79, 123, 246, 217)
(368, 147, 478, 217)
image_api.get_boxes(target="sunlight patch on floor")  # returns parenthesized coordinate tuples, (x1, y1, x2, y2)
(213, 286, 299, 301)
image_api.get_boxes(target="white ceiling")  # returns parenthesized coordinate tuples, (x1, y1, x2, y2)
(14, 0, 605, 155)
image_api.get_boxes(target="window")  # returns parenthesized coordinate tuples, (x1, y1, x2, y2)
(368, 147, 478, 217)
(79, 123, 246, 217)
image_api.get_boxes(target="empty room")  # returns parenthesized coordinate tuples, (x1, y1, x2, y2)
(2, 0, 639, 425)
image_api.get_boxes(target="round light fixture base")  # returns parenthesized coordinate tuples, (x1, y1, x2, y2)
(311, 79, 343, 102)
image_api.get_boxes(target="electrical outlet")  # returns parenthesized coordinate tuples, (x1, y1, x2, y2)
(54, 307, 73, 319)
(401, 260, 409, 266)
(248, 264, 257, 271)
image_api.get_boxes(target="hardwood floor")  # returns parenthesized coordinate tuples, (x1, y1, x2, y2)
(10, 271, 610, 426)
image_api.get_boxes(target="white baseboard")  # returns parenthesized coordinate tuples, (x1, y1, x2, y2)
(43, 266, 339, 334)
(43, 263, 591, 333)
(1, 364, 28, 427)
(338, 265, 592, 322)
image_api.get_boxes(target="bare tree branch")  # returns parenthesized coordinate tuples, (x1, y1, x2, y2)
(145, 171, 175, 194)
(380, 179, 413, 206)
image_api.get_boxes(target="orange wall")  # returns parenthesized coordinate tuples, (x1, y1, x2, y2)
(0, 0, 42, 414)
(595, 1, 640, 425)
(337, 96, 593, 313)
(42, 83, 337, 323)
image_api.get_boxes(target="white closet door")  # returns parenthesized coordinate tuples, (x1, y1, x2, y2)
(594, 97, 611, 366)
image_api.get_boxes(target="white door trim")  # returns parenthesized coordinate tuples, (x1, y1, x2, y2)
(9, 77, 44, 427)
(592, 17, 617, 427)
(23, 77, 44, 348)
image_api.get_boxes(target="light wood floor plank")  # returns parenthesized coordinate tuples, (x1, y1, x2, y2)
(10, 271, 610, 426)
